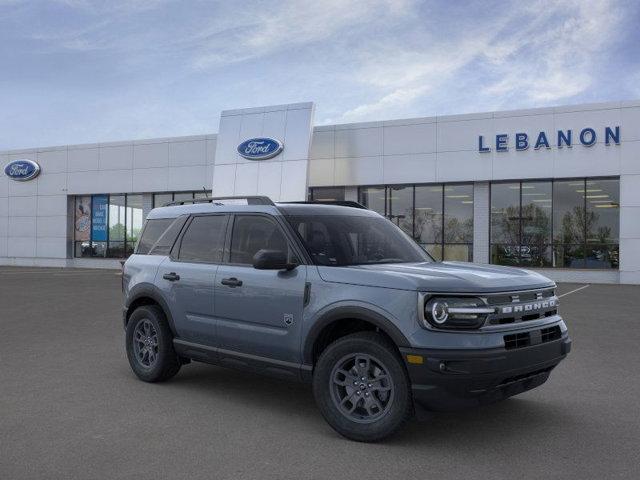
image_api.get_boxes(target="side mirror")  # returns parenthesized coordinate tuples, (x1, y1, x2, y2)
(252, 249, 297, 271)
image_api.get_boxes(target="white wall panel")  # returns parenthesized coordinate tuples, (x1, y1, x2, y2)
(335, 127, 382, 158)
(37, 195, 67, 217)
(8, 217, 36, 237)
(234, 163, 259, 195)
(37, 149, 67, 173)
(554, 108, 622, 144)
(68, 147, 100, 172)
(97, 169, 133, 193)
(437, 151, 492, 182)
(383, 123, 436, 155)
(257, 162, 283, 201)
(8, 196, 37, 217)
(553, 142, 620, 178)
(620, 107, 640, 142)
(7, 237, 36, 257)
(280, 160, 309, 201)
(620, 140, 640, 175)
(215, 114, 243, 165)
(37, 215, 67, 237)
(492, 145, 554, 181)
(133, 167, 169, 192)
(262, 110, 287, 148)
(239, 112, 265, 142)
(8, 178, 37, 196)
(36, 237, 67, 258)
(620, 205, 640, 238)
(99, 144, 133, 170)
(383, 153, 436, 185)
(206, 138, 217, 165)
(169, 140, 206, 167)
(282, 107, 315, 162)
(335, 156, 383, 186)
(308, 158, 335, 186)
(620, 174, 640, 206)
(438, 118, 493, 152)
(167, 165, 208, 191)
(310, 130, 334, 160)
(37, 172, 67, 196)
(134, 142, 169, 169)
(67, 171, 102, 195)
(212, 164, 237, 196)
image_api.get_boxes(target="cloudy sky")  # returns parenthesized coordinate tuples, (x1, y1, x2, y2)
(1, 0, 638, 150)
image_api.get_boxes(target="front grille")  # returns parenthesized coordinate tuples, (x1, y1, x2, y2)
(504, 325, 562, 350)
(486, 288, 558, 326)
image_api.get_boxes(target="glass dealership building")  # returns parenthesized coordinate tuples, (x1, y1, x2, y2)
(1, 100, 639, 284)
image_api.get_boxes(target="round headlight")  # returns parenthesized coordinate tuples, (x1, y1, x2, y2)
(430, 301, 449, 324)
(423, 296, 493, 329)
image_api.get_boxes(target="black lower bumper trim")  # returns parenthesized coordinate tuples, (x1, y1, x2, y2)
(401, 335, 571, 411)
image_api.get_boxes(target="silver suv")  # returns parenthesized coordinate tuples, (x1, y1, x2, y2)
(122, 196, 570, 441)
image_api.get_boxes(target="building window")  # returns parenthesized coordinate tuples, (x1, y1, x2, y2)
(73, 193, 145, 259)
(359, 183, 474, 262)
(490, 178, 619, 269)
(152, 191, 210, 208)
(309, 187, 345, 201)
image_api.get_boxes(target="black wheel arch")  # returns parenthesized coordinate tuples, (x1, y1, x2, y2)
(303, 306, 411, 365)
(125, 283, 177, 336)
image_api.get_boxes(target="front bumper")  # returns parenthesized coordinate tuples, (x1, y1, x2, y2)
(400, 333, 571, 411)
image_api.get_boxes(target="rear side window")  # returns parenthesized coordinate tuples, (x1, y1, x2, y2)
(229, 215, 290, 264)
(148, 216, 188, 255)
(178, 215, 227, 263)
(136, 218, 174, 254)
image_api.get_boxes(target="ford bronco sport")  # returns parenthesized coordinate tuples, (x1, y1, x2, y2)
(122, 196, 570, 441)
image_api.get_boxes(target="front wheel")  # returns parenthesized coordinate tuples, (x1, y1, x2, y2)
(313, 332, 413, 442)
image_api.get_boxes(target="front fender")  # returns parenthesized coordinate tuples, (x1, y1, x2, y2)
(302, 303, 411, 364)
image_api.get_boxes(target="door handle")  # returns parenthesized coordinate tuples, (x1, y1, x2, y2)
(162, 272, 180, 282)
(221, 277, 243, 287)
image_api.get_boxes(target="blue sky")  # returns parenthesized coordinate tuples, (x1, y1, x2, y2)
(1, 0, 639, 150)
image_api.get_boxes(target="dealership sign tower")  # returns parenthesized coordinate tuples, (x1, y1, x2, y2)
(212, 102, 315, 201)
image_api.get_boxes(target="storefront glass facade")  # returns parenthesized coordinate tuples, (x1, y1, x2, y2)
(74, 193, 143, 258)
(490, 178, 619, 269)
(152, 191, 210, 208)
(357, 184, 474, 261)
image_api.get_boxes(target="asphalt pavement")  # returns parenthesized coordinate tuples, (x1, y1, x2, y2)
(0, 267, 638, 479)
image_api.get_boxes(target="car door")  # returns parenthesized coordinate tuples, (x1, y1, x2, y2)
(157, 214, 229, 346)
(214, 213, 307, 364)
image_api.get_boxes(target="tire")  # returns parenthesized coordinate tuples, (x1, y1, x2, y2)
(125, 305, 181, 383)
(313, 331, 413, 442)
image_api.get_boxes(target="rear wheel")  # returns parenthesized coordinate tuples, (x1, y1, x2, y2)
(313, 332, 413, 442)
(126, 305, 181, 382)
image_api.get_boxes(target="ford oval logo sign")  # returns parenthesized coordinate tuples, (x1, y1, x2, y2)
(4, 159, 41, 181)
(237, 137, 283, 160)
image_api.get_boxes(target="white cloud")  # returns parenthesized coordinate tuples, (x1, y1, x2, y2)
(191, 0, 414, 70)
(334, 0, 625, 122)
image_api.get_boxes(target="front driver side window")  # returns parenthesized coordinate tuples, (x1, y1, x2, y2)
(229, 215, 290, 264)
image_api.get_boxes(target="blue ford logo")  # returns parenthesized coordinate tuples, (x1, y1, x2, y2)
(237, 137, 283, 160)
(4, 159, 41, 181)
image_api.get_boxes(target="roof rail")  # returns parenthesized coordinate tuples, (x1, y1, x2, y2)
(282, 200, 368, 209)
(164, 196, 275, 207)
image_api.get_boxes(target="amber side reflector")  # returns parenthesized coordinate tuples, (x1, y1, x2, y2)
(406, 354, 424, 365)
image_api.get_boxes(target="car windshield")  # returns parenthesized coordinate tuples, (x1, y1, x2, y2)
(286, 214, 432, 266)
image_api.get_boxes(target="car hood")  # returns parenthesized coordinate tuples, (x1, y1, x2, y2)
(316, 261, 555, 293)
